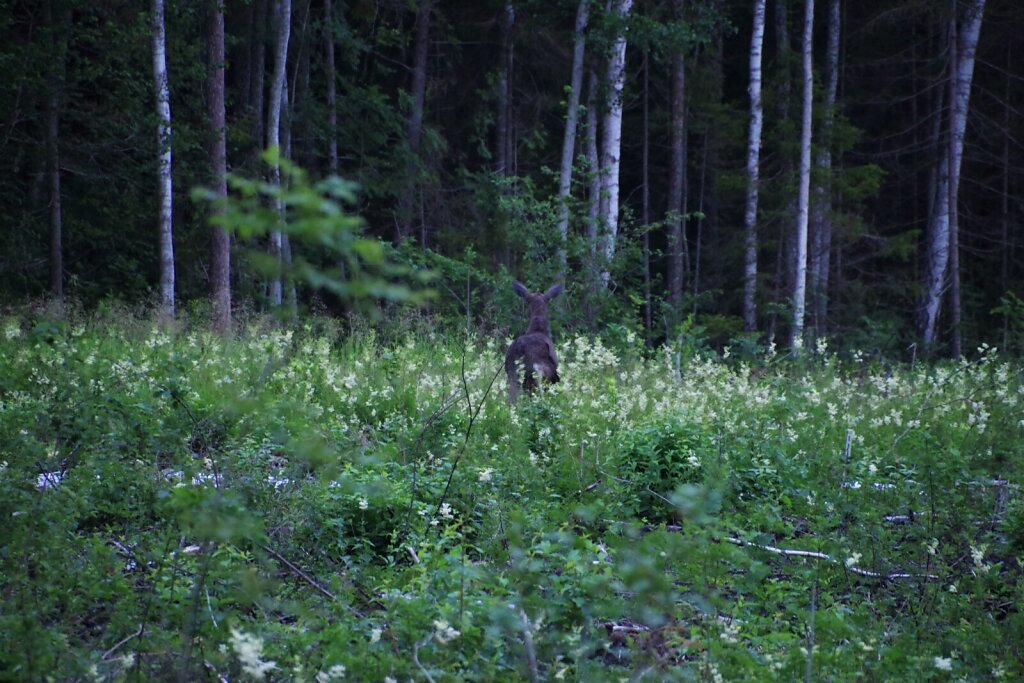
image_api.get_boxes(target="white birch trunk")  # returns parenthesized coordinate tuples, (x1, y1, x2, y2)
(790, 0, 814, 350)
(598, 0, 633, 274)
(742, 0, 767, 332)
(809, 0, 839, 336)
(267, 0, 291, 307)
(920, 0, 985, 346)
(555, 0, 589, 277)
(152, 0, 175, 321)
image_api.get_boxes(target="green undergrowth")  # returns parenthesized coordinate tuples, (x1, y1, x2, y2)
(1, 315, 1023, 681)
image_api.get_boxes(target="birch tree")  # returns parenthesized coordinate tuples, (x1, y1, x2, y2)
(666, 0, 687, 313)
(790, 0, 814, 349)
(267, 0, 291, 307)
(598, 0, 633, 275)
(152, 0, 175, 321)
(809, 0, 839, 336)
(555, 0, 590, 277)
(208, 0, 231, 332)
(920, 0, 985, 347)
(742, 0, 767, 332)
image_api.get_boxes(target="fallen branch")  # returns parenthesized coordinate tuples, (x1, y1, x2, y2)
(413, 636, 439, 683)
(722, 537, 937, 581)
(260, 548, 348, 606)
(102, 625, 144, 660)
(519, 610, 540, 683)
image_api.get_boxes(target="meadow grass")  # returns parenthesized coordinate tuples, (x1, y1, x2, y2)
(1, 314, 1022, 681)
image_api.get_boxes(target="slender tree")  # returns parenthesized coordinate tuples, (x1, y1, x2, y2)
(555, 0, 590, 277)
(46, 0, 65, 306)
(641, 53, 652, 342)
(790, 0, 814, 349)
(152, 0, 175, 321)
(496, 2, 515, 179)
(742, 0, 767, 332)
(208, 0, 231, 333)
(396, 0, 432, 244)
(809, 0, 839, 337)
(324, 0, 338, 175)
(666, 0, 687, 314)
(584, 69, 601, 326)
(267, 0, 291, 307)
(597, 0, 633, 276)
(768, 0, 793, 340)
(920, 0, 985, 347)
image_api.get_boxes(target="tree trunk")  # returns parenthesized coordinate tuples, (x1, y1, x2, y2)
(809, 0, 839, 337)
(666, 0, 686, 315)
(496, 2, 515, 178)
(396, 0, 432, 244)
(790, 0, 814, 350)
(251, 0, 268, 163)
(1001, 45, 1011, 348)
(769, 0, 793, 338)
(641, 52, 652, 344)
(267, 0, 291, 308)
(598, 0, 633, 277)
(324, 0, 338, 174)
(555, 0, 589, 278)
(46, 0, 64, 306)
(585, 69, 601, 328)
(742, 0, 767, 333)
(152, 0, 175, 322)
(208, 0, 231, 333)
(920, 0, 985, 347)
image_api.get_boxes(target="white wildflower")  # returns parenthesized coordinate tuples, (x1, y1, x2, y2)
(433, 619, 460, 644)
(846, 552, 862, 568)
(358, 498, 369, 511)
(933, 656, 953, 671)
(229, 628, 277, 680)
(478, 468, 493, 483)
(315, 664, 347, 682)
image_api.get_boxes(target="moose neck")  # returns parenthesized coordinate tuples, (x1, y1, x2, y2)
(526, 309, 551, 336)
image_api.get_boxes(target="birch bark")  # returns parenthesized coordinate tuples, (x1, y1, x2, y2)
(555, 0, 589, 277)
(742, 0, 767, 332)
(790, 0, 814, 350)
(920, 0, 985, 346)
(152, 0, 175, 321)
(598, 0, 633, 275)
(267, 0, 291, 307)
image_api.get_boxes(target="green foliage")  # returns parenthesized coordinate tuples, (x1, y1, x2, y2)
(1, 309, 1023, 680)
(194, 149, 435, 315)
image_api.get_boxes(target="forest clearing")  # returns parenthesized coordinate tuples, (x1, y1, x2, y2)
(3, 0, 1024, 678)
(1, 315, 1022, 680)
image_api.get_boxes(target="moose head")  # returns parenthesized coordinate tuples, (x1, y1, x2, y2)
(504, 281, 563, 402)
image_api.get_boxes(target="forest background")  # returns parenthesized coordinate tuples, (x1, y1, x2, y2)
(0, 0, 1022, 355)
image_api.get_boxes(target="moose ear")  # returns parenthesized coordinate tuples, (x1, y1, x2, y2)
(543, 284, 564, 301)
(513, 281, 530, 298)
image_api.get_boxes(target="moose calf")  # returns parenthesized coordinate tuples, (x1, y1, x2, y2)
(504, 281, 563, 402)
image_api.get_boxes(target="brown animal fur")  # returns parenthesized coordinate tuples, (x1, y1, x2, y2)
(505, 281, 563, 402)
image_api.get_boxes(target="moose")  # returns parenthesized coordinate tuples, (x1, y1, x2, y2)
(504, 281, 563, 402)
